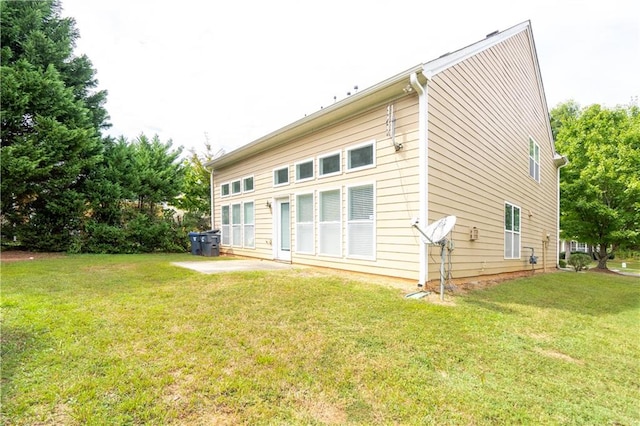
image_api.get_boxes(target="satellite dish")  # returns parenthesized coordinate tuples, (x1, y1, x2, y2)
(422, 215, 456, 244)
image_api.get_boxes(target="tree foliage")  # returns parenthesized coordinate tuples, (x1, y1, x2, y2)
(78, 134, 186, 253)
(1, 1, 215, 253)
(175, 135, 224, 230)
(1, 0, 109, 250)
(552, 101, 640, 269)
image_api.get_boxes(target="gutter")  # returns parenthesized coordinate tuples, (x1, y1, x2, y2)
(206, 165, 215, 230)
(554, 153, 569, 267)
(410, 71, 429, 287)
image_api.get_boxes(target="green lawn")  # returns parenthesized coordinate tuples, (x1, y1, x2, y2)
(608, 259, 640, 274)
(2, 254, 639, 425)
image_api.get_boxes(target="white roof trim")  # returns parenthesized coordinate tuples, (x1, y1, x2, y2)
(207, 21, 536, 170)
(423, 21, 531, 78)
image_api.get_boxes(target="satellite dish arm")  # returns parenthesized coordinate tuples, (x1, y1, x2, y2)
(412, 221, 438, 245)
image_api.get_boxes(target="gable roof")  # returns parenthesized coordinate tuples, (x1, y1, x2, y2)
(207, 21, 549, 170)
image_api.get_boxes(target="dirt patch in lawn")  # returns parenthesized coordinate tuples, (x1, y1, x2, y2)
(0, 250, 65, 262)
(534, 347, 584, 364)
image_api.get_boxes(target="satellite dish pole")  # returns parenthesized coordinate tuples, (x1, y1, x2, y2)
(412, 216, 456, 301)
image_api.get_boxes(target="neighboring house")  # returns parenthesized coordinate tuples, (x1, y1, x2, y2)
(559, 240, 589, 255)
(205, 20, 568, 285)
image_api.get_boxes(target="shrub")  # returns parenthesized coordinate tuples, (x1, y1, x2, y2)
(559, 251, 566, 260)
(558, 260, 567, 268)
(73, 209, 189, 254)
(568, 253, 591, 272)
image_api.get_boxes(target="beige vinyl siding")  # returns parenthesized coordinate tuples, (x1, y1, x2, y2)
(427, 28, 557, 280)
(210, 24, 558, 283)
(213, 96, 423, 280)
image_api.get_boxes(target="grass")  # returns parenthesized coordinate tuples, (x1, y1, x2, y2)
(608, 259, 640, 274)
(2, 254, 639, 425)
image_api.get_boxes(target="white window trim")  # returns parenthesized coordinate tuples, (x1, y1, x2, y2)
(273, 165, 290, 187)
(346, 139, 376, 173)
(220, 182, 230, 198)
(529, 136, 540, 183)
(318, 151, 342, 178)
(242, 175, 255, 193)
(346, 182, 376, 260)
(294, 158, 315, 183)
(295, 191, 315, 254)
(504, 201, 521, 259)
(318, 187, 342, 258)
(243, 200, 255, 249)
(231, 179, 241, 195)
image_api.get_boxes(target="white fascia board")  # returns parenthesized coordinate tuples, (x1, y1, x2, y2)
(423, 21, 531, 78)
(205, 64, 424, 170)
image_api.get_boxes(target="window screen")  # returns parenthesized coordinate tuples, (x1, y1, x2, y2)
(296, 194, 314, 253)
(347, 184, 374, 258)
(319, 189, 341, 256)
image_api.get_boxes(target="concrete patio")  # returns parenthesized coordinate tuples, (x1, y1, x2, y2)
(172, 259, 294, 274)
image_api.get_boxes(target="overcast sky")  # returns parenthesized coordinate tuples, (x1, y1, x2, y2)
(61, 0, 639, 155)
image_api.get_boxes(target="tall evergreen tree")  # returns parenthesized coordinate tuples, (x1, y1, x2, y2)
(1, 0, 109, 250)
(130, 134, 184, 214)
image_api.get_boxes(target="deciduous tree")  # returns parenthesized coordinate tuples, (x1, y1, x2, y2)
(552, 102, 640, 269)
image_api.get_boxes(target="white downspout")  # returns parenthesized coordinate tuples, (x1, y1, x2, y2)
(554, 154, 568, 267)
(410, 72, 429, 286)
(209, 167, 215, 230)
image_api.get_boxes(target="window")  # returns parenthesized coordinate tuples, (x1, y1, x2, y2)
(529, 137, 540, 182)
(347, 141, 375, 171)
(232, 203, 241, 246)
(274, 166, 289, 186)
(231, 180, 241, 194)
(296, 193, 314, 253)
(570, 241, 588, 253)
(319, 189, 341, 256)
(243, 176, 254, 192)
(504, 202, 521, 259)
(221, 183, 230, 197)
(295, 159, 314, 182)
(319, 152, 341, 177)
(347, 184, 375, 258)
(243, 202, 254, 248)
(221, 205, 230, 245)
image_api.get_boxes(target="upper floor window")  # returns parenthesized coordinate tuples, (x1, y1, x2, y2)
(295, 159, 314, 182)
(347, 141, 375, 171)
(231, 180, 241, 194)
(529, 137, 540, 182)
(221, 183, 230, 197)
(243, 176, 254, 192)
(319, 152, 341, 177)
(273, 166, 289, 186)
